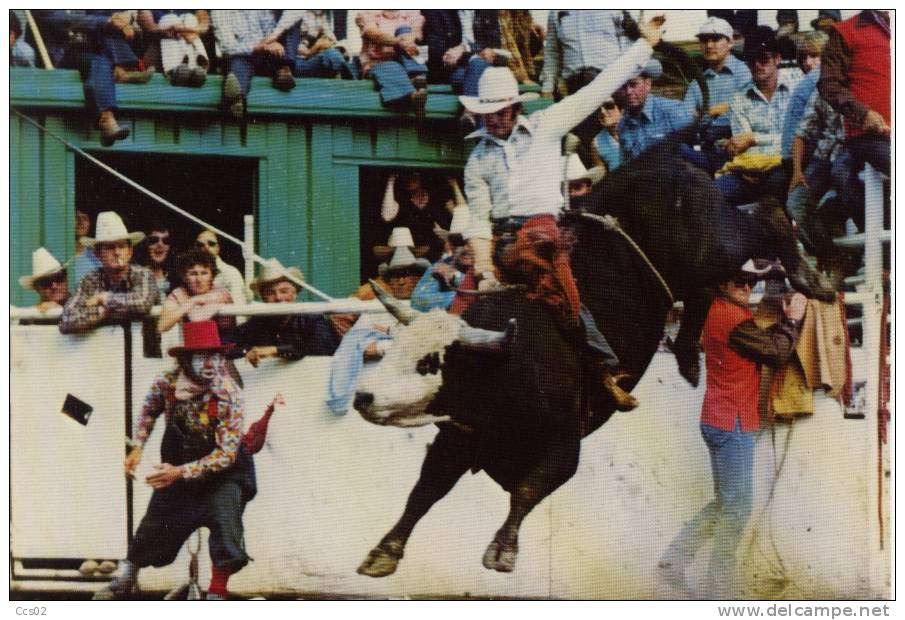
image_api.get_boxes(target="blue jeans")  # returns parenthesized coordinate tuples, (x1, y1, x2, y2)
(663, 420, 754, 599)
(847, 134, 890, 179)
(715, 168, 788, 207)
(786, 158, 834, 252)
(355, 55, 427, 106)
(449, 55, 491, 96)
(293, 47, 353, 79)
(59, 36, 139, 115)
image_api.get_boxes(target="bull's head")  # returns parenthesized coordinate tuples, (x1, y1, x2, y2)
(353, 280, 515, 427)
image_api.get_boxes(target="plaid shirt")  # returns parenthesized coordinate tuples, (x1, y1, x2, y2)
(213, 10, 302, 56)
(796, 91, 845, 163)
(59, 265, 158, 333)
(135, 371, 244, 480)
(729, 81, 792, 156)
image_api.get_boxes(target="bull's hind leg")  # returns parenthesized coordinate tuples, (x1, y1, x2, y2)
(672, 291, 712, 387)
(753, 201, 836, 302)
(483, 427, 580, 573)
(358, 427, 473, 577)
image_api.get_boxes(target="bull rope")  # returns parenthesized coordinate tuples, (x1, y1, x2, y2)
(10, 108, 334, 302)
(579, 212, 675, 305)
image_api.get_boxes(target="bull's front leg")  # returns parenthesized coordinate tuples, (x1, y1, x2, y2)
(484, 427, 580, 573)
(672, 291, 711, 387)
(358, 427, 473, 577)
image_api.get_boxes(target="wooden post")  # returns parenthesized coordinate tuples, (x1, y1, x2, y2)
(24, 10, 53, 70)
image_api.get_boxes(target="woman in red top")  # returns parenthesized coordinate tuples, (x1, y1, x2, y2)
(660, 260, 806, 599)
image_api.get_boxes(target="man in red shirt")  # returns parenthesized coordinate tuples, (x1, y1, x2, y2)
(659, 260, 806, 599)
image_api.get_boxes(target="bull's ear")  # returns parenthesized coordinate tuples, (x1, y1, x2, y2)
(455, 319, 516, 353)
(369, 278, 420, 325)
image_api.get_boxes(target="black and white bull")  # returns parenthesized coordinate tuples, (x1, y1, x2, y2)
(353, 134, 836, 578)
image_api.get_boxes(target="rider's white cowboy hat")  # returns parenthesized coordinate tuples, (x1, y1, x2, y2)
(19, 247, 66, 289)
(459, 67, 540, 115)
(249, 258, 305, 294)
(566, 154, 606, 186)
(80, 211, 145, 248)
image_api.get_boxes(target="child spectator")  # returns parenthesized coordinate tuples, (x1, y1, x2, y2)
(138, 10, 210, 87)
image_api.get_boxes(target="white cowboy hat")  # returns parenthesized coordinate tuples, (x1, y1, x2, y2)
(249, 258, 305, 294)
(566, 154, 606, 186)
(19, 247, 66, 289)
(433, 206, 472, 242)
(378, 246, 431, 278)
(459, 67, 540, 115)
(696, 16, 734, 40)
(387, 227, 416, 248)
(80, 211, 145, 248)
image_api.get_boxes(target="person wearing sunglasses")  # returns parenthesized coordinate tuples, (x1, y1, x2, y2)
(660, 259, 806, 599)
(19, 247, 70, 314)
(134, 222, 179, 299)
(195, 229, 252, 307)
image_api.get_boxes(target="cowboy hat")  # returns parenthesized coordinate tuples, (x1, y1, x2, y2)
(735, 258, 787, 282)
(249, 258, 305, 294)
(459, 67, 539, 115)
(377, 246, 431, 278)
(433, 206, 472, 242)
(696, 16, 734, 40)
(373, 227, 430, 260)
(80, 211, 145, 248)
(167, 320, 235, 356)
(19, 247, 66, 289)
(566, 154, 606, 186)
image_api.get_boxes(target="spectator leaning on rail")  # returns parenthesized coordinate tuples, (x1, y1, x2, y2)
(158, 248, 235, 343)
(354, 10, 429, 119)
(780, 31, 829, 170)
(19, 248, 69, 314)
(410, 205, 474, 313)
(818, 10, 891, 180)
(133, 221, 179, 300)
(682, 16, 753, 175)
(233, 258, 340, 367)
(34, 10, 154, 146)
(713, 27, 792, 207)
(138, 10, 210, 87)
(59, 211, 159, 334)
(94, 320, 256, 601)
(615, 58, 693, 163)
(659, 260, 806, 600)
(212, 10, 300, 121)
(195, 229, 252, 306)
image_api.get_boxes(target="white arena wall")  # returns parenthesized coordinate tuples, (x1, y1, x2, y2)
(10, 323, 889, 599)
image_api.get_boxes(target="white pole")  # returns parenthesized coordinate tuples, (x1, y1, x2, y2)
(243, 214, 255, 289)
(860, 163, 885, 595)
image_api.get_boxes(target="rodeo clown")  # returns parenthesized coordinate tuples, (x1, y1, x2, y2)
(95, 320, 257, 601)
(460, 14, 667, 412)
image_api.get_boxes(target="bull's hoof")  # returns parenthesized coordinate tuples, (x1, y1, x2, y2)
(482, 539, 518, 573)
(357, 540, 404, 578)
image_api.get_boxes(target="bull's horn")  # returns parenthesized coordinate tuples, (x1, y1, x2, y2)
(456, 318, 516, 352)
(369, 279, 420, 326)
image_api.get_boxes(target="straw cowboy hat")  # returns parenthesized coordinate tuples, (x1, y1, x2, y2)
(249, 258, 305, 294)
(433, 206, 472, 242)
(167, 320, 235, 356)
(566, 154, 606, 186)
(377, 246, 431, 278)
(373, 227, 430, 260)
(80, 211, 145, 248)
(459, 67, 540, 115)
(18, 247, 66, 289)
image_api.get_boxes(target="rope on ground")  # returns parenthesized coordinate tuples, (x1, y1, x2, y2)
(11, 108, 334, 301)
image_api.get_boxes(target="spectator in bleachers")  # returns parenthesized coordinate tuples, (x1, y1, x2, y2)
(818, 10, 890, 179)
(289, 10, 353, 79)
(683, 17, 753, 175)
(714, 27, 791, 207)
(158, 248, 235, 342)
(498, 10, 544, 86)
(354, 10, 428, 119)
(134, 222, 178, 299)
(34, 10, 154, 146)
(19, 248, 69, 313)
(212, 10, 299, 120)
(410, 199, 473, 313)
(565, 153, 606, 201)
(138, 10, 210, 87)
(380, 172, 455, 262)
(810, 10, 842, 34)
(59, 211, 158, 333)
(195, 229, 252, 304)
(615, 59, 693, 162)
(10, 11, 36, 67)
(593, 99, 623, 172)
(72, 209, 102, 290)
(540, 10, 634, 99)
(423, 10, 500, 95)
(233, 258, 339, 366)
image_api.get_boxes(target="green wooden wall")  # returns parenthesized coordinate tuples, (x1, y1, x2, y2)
(10, 68, 549, 306)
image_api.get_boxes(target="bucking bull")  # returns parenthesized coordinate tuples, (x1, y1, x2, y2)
(352, 104, 836, 581)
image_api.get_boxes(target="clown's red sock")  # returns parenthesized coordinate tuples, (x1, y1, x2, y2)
(208, 565, 232, 598)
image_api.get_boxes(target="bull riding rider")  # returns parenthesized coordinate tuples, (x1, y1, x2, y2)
(94, 321, 256, 601)
(459, 14, 667, 412)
